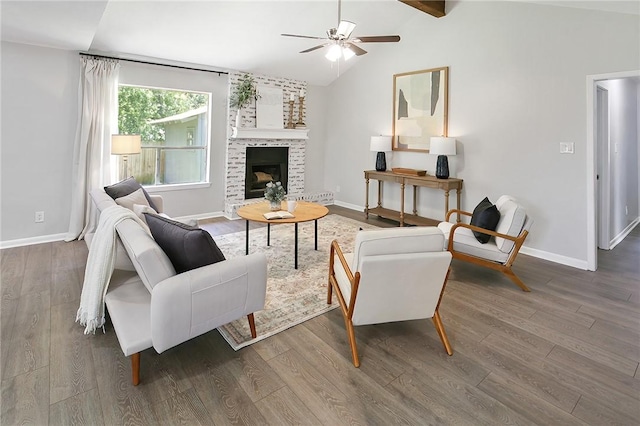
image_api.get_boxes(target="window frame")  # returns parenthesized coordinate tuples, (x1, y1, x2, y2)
(117, 83, 213, 189)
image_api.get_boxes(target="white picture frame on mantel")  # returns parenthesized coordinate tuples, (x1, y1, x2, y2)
(256, 86, 284, 129)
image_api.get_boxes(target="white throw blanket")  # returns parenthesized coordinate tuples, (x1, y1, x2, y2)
(76, 205, 147, 334)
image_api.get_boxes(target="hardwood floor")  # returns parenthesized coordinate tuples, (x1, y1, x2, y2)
(2, 206, 639, 425)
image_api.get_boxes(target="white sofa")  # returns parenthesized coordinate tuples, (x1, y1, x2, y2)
(87, 189, 267, 385)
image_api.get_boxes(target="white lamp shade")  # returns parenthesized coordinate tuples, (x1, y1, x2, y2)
(325, 44, 342, 62)
(429, 137, 456, 155)
(370, 136, 392, 152)
(342, 46, 356, 61)
(111, 134, 141, 155)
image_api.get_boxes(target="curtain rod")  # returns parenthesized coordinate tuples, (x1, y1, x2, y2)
(79, 52, 228, 76)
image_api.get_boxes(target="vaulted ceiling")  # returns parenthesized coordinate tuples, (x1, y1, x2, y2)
(1, 1, 638, 86)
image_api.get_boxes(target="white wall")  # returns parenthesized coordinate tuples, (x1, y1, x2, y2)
(1, 42, 79, 242)
(323, 1, 640, 265)
(304, 84, 328, 192)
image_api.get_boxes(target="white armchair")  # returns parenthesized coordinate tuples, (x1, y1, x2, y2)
(328, 227, 453, 367)
(438, 195, 533, 292)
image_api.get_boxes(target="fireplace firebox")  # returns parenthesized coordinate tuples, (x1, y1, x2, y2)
(245, 147, 289, 199)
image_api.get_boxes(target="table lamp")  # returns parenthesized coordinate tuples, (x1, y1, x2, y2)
(370, 136, 392, 172)
(430, 137, 456, 179)
(111, 134, 141, 178)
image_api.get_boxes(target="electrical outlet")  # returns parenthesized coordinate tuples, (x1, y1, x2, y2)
(35, 211, 45, 223)
(336, 185, 341, 193)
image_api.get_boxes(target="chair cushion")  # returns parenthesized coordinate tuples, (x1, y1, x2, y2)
(438, 221, 509, 263)
(332, 252, 355, 306)
(144, 213, 225, 274)
(105, 177, 159, 211)
(495, 199, 527, 253)
(351, 227, 444, 272)
(470, 197, 501, 244)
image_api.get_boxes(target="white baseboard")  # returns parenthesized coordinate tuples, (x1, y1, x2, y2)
(0, 233, 68, 249)
(608, 216, 640, 250)
(175, 211, 225, 222)
(334, 203, 589, 270)
(333, 200, 364, 212)
(1, 206, 595, 271)
(518, 246, 588, 270)
(0, 212, 226, 249)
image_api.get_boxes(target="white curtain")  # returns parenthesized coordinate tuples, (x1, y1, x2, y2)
(65, 57, 120, 241)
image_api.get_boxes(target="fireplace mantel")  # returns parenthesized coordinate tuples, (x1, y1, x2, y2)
(230, 127, 309, 140)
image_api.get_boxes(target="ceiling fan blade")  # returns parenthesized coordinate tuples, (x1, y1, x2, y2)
(336, 20, 356, 38)
(300, 44, 329, 54)
(345, 42, 367, 56)
(281, 33, 326, 40)
(352, 35, 401, 43)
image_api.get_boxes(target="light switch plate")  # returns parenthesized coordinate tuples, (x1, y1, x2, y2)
(560, 142, 574, 154)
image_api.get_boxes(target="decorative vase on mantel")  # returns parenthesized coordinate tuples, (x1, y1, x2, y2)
(269, 200, 281, 211)
(235, 108, 242, 128)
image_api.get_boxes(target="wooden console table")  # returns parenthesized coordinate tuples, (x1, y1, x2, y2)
(364, 170, 463, 226)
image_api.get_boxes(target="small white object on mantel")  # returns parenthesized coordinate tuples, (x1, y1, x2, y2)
(230, 127, 309, 140)
(256, 86, 284, 129)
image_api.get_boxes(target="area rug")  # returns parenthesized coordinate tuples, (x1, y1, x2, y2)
(210, 214, 378, 350)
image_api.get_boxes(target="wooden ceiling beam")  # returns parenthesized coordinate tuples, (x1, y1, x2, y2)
(398, 1, 446, 18)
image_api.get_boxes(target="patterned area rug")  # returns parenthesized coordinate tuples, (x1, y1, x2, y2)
(211, 214, 378, 350)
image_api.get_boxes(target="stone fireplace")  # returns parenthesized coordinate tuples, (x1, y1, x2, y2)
(224, 139, 306, 217)
(223, 71, 333, 218)
(244, 147, 288, 199)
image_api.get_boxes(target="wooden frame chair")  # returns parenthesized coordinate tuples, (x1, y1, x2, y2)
(438, 195, 533, 292)
(327, 227, 453, 367)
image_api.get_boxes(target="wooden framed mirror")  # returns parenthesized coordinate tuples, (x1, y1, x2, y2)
(392, 66, 449, 152)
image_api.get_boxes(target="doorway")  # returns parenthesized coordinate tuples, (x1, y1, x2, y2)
(587, 70, 640, 271)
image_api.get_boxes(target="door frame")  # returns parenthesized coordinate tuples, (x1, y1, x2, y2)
(596, 85, 610, 250)
(586, 70, 640, 271)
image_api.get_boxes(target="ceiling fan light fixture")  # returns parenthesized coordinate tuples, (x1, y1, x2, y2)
(342, 46, 355, 61)
(282, 0, 400, 62)
(325, 43, 342, 62)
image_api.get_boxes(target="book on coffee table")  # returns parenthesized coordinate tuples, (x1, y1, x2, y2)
(263, 211, 294, 220)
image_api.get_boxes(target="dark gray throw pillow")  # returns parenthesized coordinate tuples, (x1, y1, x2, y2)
(470, 197, 501, 244)
(105, 177, 159, 211)
(144, 213, 225, 274)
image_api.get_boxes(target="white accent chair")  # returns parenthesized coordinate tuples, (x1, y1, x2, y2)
(328, 227, 453, 367)
(438, 195, 533, 292)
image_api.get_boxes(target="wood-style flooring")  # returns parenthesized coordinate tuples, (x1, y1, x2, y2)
(1, 205, 639, 425)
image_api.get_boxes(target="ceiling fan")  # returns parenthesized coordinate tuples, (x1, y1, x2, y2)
(281, 0, 401, 61)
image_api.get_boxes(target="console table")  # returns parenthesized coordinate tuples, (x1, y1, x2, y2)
(364, 170, 463, 226)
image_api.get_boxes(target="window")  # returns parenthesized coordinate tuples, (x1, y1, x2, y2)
(117, 85, 210, 186)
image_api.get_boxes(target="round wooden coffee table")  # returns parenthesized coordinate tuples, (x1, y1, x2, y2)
(236, 201, 329, 269)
